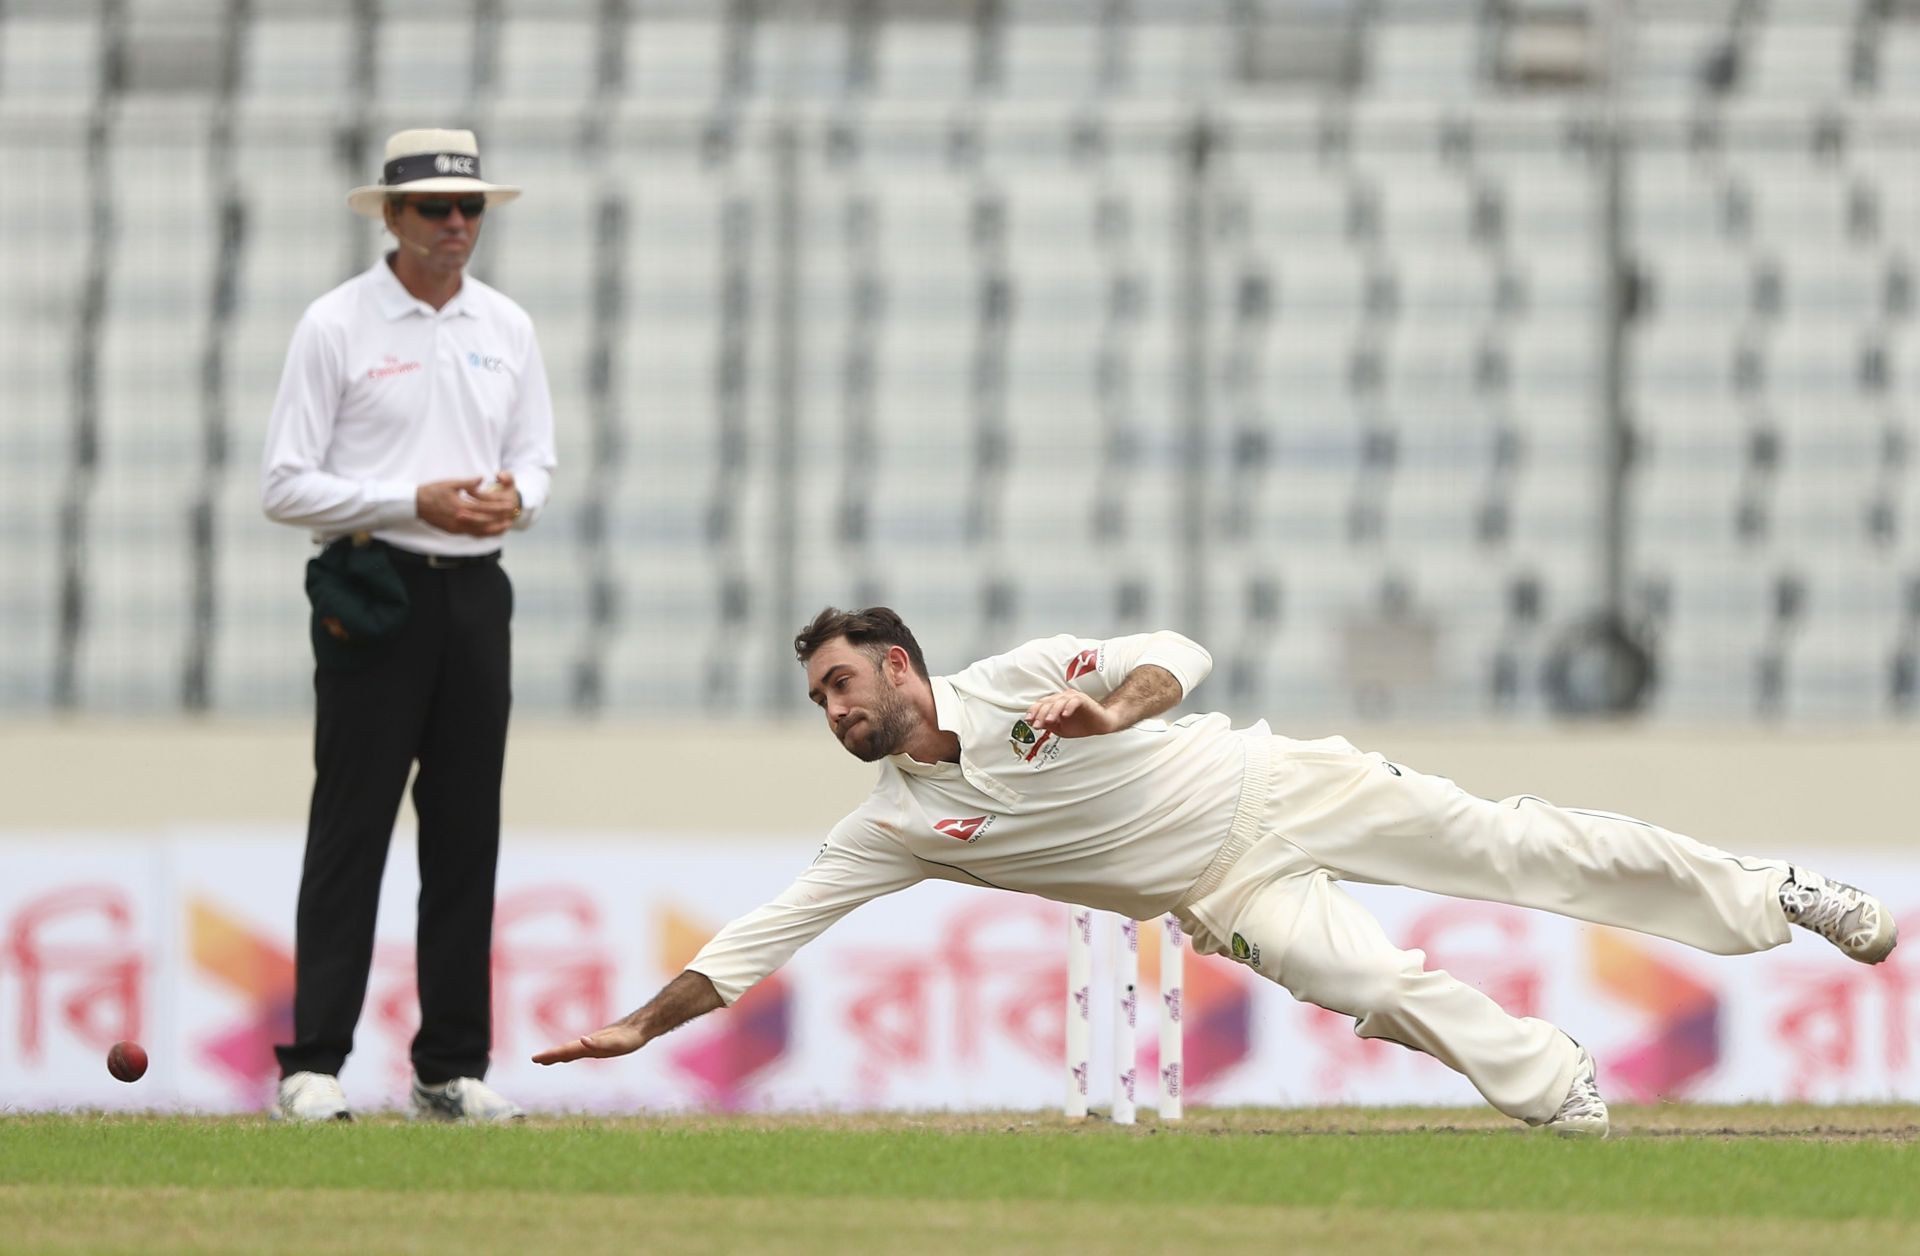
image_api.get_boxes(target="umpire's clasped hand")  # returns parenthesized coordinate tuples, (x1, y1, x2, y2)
(417, 472, 521, 537)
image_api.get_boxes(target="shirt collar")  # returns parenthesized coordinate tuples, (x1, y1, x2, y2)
(442, 284, 478, 319)
(887, 676, 962, 776)
(929, 675, 960, 733)
(370, 255, 477, 321)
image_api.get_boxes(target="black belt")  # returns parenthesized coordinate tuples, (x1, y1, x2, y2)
(381, 542, 501, 569)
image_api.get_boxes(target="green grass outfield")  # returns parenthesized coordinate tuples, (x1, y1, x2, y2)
(3, 1107, 1918, 1255)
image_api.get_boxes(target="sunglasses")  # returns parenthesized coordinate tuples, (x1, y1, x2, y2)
(409, 195, 487, 220)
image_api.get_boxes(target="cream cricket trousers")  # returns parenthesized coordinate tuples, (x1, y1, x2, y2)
(1181, 736, 1795, 1124)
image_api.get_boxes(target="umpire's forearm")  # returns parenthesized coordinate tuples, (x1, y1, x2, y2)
(622, 970, 725, 1045)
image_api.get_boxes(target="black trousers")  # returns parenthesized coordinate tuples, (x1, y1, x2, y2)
(274, 553, 513, 1085)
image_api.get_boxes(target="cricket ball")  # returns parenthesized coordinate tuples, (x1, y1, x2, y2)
(107, 1040, 148, 1083)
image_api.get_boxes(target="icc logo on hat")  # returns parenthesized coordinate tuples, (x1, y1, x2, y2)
(348, 129, 517, 218)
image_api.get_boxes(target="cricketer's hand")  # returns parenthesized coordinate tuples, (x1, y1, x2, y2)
(533, 971, 723, 1065)
(1024, 689, 1124, 739)
(533, 1022, 646, 1065)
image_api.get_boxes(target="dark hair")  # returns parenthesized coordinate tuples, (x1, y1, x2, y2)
(794, 606, 930, 680)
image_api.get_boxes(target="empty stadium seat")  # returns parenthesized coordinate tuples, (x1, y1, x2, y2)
(372, 16, 476, 113)
(0, 9, 104, 105)
(497, 13, 599, 109)
(239, 10, 355, 106)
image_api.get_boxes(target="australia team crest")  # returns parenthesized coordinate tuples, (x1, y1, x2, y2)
(1008, 718, 1063, 767)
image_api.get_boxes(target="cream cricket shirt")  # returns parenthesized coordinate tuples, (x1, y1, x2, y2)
(260, 255, 557, 555)
(688, 632, 1277, 1004)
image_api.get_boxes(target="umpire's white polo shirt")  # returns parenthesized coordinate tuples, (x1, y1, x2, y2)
(686, 631, 1277, 1004)
(261, 255, 557, 556)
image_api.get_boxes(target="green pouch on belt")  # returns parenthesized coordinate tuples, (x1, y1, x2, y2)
(306, 533, 410, 671)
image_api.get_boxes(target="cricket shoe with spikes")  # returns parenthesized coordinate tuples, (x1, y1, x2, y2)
(1543, 1047, 1610, 1140)
(1780, 868, 1898, 964)
(408, 1074, 525, 1123)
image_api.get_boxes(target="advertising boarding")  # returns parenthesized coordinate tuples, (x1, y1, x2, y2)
(1, 831, 1913, 1114)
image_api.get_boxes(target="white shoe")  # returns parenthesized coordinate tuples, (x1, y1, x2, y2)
(408, 1074, 525, 1123)
(273, 1072, 352, 1122)
(1780, 868, 1898, 964)
(1543, 1047, 1610, 1139)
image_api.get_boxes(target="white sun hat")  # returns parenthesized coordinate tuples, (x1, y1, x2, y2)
(347, 128, 521, 219)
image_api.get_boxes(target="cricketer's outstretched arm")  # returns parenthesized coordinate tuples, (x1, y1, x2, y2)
(532, 970, 725, 1064)
(535, 813, 924, 1067)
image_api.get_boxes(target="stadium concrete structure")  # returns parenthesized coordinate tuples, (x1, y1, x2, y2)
(2, 0, 1918, 729)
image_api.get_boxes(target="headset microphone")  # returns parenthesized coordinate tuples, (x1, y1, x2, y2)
(384, 207, 435, 258)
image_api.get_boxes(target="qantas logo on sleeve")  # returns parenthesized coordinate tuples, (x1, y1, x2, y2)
(1066, 648, 1100, 681)
(932, 815, 995, 842)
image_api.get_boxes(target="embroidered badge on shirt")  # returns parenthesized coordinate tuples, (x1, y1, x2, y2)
(1008, 718, 1062, 767)
(1230, 932, 1261, 967)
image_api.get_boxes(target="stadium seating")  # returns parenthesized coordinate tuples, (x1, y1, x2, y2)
(5, 0, 1919, 724)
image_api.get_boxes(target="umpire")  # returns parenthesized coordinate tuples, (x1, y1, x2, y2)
(260, 128, 556, 1122)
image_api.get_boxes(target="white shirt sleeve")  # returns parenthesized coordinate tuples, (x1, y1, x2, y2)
(502, 320, 557, 530)
(260, 312, 418, 532)
(958, 631, 1214, 706)
(1025, 630, 1211, 701)
(1101, 630, 1213, 699)
(686, 811, 926, 1005)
